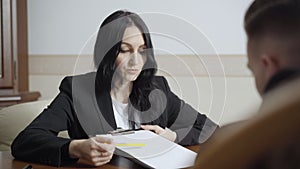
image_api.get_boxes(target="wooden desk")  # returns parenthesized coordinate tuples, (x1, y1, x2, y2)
(0, 145, 199, 169)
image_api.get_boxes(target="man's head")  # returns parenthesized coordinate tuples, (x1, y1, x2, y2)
(245, 0, 300, 95)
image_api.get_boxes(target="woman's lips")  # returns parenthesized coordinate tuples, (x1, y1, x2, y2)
(127, 69, 139, 74)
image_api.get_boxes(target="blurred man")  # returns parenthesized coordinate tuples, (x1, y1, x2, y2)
(245, 0, 300, 96)
(195, 1, 300, 168)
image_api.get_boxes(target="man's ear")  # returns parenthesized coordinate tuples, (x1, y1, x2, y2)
(262, 54, 280, 78)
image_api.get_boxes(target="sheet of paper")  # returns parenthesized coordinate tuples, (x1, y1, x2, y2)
(99, 130, 197, 168)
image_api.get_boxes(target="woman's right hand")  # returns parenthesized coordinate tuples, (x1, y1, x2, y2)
(69, 136, 115, 166)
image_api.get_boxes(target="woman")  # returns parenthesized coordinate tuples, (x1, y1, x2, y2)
(11, 10, 217, 167)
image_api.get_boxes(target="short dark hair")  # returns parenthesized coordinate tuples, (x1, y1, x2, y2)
(244, 0, 300, 41)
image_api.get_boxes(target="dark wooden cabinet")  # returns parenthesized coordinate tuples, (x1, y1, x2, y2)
(0, 0, 40, 107)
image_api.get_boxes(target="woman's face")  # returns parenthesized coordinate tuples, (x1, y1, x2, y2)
(115, 26, 147, 82)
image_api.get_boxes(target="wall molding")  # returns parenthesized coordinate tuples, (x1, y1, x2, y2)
(29, 54, 251, 77)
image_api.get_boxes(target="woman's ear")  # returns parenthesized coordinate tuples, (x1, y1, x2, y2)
(262, 54, 280, 78)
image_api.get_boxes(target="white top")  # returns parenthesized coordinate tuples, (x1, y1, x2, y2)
(111, 98, 130, 129)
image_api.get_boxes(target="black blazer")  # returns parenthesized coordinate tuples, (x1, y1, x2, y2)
(11, 72, 217, 166)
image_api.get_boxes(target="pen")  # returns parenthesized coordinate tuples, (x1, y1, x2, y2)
(22, 164, 33, 169)
(108, 128, 143, 135)
(109, 129, 135, 135)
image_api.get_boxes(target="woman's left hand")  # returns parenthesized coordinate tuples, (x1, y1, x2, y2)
(141, 125, 177, 142)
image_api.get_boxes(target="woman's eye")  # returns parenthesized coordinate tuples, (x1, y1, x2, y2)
(139, 49, 146, 54)
(120, 48, 130, 53)
(139, 51, 145, 55)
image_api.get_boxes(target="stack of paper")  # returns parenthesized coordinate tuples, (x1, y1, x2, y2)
(100, 130, 197, 168)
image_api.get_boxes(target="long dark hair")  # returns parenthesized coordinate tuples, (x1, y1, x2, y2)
(94, 10, 157, 112)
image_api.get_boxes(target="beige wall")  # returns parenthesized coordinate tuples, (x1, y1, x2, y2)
(29, 54, 261, 126)
(27, 1, 260, 126)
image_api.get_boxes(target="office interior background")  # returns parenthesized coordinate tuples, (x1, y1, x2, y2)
(27, 0, 260, 126)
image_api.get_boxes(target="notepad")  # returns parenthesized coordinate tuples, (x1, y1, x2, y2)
(98, 130, 197, 168)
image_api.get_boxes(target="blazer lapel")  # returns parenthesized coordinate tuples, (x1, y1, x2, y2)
(95, 87, 117, 130)
(72, 72, 117, 136)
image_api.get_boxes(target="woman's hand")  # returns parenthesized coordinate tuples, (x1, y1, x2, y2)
(69, 136, 115, 166)
(141, 125, 177, 142)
